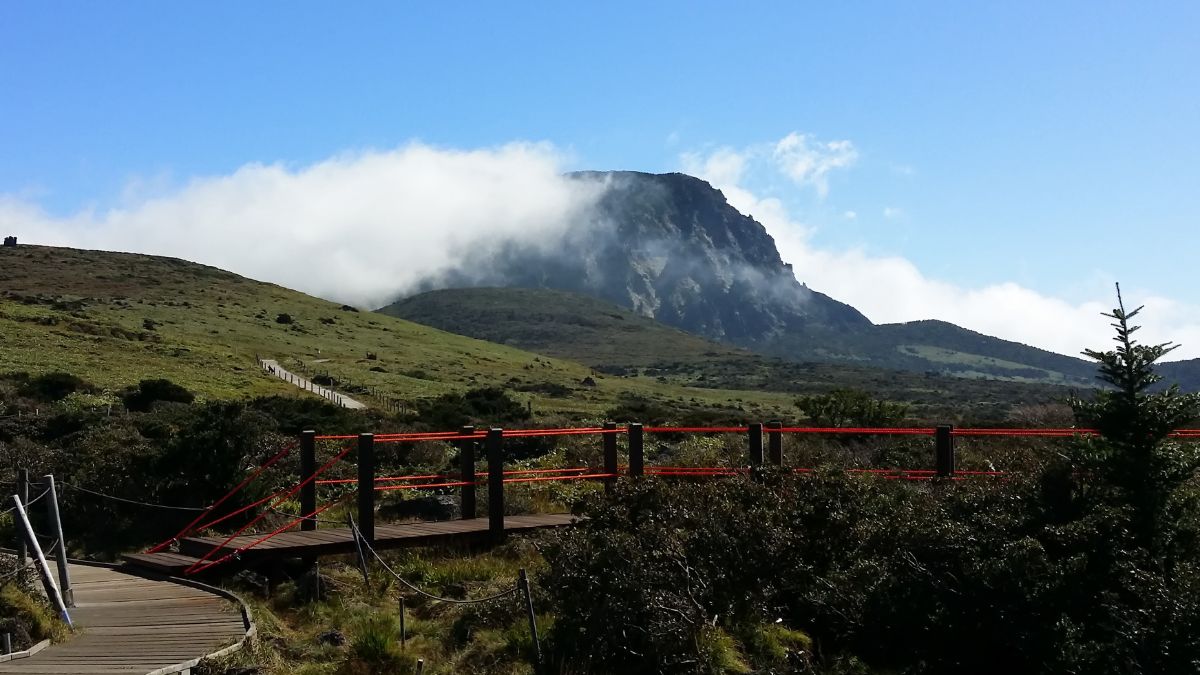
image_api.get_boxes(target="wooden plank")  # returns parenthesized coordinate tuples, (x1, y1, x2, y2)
(0, 562, 249, 675)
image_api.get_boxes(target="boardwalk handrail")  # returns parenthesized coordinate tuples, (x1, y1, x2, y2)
(102, 422, 1200, 575)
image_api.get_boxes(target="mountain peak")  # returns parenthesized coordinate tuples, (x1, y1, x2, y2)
(421, 170, 871, 342)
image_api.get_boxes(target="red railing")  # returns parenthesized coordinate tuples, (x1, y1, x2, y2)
(167, 424, 1199, 573)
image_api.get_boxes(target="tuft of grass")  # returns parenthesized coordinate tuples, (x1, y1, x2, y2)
(0, 585, 69, 646)
(739, 622, 814, 670)
(695, 625, 751, 674)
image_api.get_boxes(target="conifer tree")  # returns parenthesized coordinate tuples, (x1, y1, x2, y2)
(1070, 284, 1200, 555)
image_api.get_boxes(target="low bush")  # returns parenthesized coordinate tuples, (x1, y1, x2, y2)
(413, 387, 531, 430)
(542, 292, 1200, 674)
(18, 372, 93, 402)
(121, 378, 194, 411)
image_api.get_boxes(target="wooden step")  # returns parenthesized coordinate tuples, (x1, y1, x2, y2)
(177, 536, 242, 559)
(121, 551, 205, 575)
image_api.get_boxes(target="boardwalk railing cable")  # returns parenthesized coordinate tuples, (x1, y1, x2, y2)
(349, 520, 519, 605)
(59, 482, 211, 511)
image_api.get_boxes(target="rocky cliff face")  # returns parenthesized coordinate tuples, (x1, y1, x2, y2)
(429, 171, 870, 345)
(403, 170, 1199, 388)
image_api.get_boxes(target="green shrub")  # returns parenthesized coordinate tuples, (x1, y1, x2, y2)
(18, 372, 92, 402)
(121, 378, 195, 411)
(542, 293, 1200, 674)
(795, 388, 908, 428)
(414, 387, 530, 430)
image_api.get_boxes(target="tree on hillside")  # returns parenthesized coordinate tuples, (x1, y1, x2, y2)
(795, 388, 908, 428)
(1070, 284, 1200, 555)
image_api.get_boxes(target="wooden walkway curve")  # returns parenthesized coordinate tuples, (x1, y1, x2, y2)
(0, 561, 252, 675)
(124, 513, 577, 575)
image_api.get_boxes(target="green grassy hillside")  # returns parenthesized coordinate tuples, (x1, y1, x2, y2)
(0, 245, 807, 420)
(381, 287, 1076, 417)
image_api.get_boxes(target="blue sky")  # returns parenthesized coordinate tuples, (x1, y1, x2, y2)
(3, 2, 1198, 356)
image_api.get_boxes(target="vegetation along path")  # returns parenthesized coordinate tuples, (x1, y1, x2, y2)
(258, 358, 366, 409)
(0, 561, 252, 675)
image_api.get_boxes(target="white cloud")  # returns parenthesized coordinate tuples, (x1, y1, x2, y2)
(882, 206, 903, 220)
(1, 142, 605, 308)
(681, 138, 1200, 360)
(681, 133, 858, 200)
(772, 133, 858, 198)
(843, 210, 858, 220)
(680, 147, 749, 187)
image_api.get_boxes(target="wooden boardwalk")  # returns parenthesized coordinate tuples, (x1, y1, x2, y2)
(0, 562, 251, 675)
(124, 513, 577, 575)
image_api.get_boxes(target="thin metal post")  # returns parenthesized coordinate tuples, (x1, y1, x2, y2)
(767, 421, 783, 467)
(628, 423, 644, 477)
(357, 433, 375, 544)
(603, 422, 618, 492)
(10, 495, 70, 627)
(300, 431, 317, 532)
(936, 425, 955, 477)
(41, 475, 73, 607)
(519, 568, 542, 668)
(15, 469, 28, 564)
(399, 596, 406, 649)
(347, 512, 370, 589)
(459, 426, 477, 520)
(487, 428, 504, 543)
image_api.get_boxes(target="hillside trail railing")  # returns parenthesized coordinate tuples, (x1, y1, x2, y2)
(128, 423, 1200, 575)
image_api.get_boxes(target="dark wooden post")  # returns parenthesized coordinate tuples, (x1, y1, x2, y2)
(15, 468, 28, 564)
(487, 428, 504, 542)
(748, 424, 764, 467)
(42, 475, 72, 607)
(459, 425, 476, 520)
(603, 422, 618, 492)
(767, 421, 783, 467)
(357, 433, 375, 544)
(300, 431, 317, 531)
(935, 425, 955, 477)
(628, 423, 644, 477)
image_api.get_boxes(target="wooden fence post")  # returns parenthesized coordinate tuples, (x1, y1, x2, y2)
(936, 425, 955, 477)
(628, 423, 644, 477)
(487, 428, 505, 542)
(748, 424, 764, 467)
(459, 425, 477, 520)
(357, 433, 375, 544)
(15, 469, 28, 564)
(41, 475, 73, 607)
(300, 431, 317, 532)
(767, 421, 783, 467)
(603, 422, 618, 492)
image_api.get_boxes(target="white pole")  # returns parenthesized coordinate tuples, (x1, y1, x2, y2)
(10, 495, 71, 626)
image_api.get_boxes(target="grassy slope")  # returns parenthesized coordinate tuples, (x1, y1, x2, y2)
(381, 287, 1075, 418)
(380, 287, 763, 369)
(0, 245, 804, 419)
